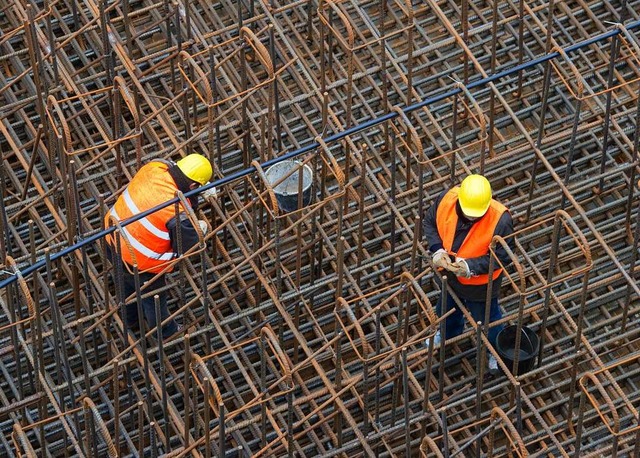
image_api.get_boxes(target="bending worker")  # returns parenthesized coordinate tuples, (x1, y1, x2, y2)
(105, 154, 217, 339)
(423, 174, 513, 373)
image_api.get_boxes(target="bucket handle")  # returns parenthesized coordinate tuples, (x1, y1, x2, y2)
(517, 326, 536, 354)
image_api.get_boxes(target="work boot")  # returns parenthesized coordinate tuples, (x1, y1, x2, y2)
(488, 354, 499, 375)
(424, 330, 441, 349)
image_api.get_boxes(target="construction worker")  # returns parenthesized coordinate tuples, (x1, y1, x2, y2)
(423, 174, 513, 373)
(105, 154, 218, 339)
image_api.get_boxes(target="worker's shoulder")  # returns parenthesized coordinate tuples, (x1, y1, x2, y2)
(434, 189, 451, 204)
(494, 208, 514, 236)
(132, 160, 172, 182)
(139, 159, 171, 171)
(489, 196, 509, 212)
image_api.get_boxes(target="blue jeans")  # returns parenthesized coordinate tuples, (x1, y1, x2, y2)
(107, 245, 178, 338)
(435, 293, 503, 347)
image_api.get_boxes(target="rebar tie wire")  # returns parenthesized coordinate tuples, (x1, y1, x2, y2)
(1, 19, 639, 289)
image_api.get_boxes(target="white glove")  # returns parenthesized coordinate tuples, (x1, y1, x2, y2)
(431, 249, 451, 270)
(198, 220, 209, 235)
(450, 257, 471, 278)
(201, 186, 218, 200)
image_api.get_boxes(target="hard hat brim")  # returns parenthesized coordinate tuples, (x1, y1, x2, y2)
(459, 201, 490, 218)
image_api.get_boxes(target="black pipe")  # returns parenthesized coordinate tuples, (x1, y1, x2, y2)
(2, 20, 640, 288)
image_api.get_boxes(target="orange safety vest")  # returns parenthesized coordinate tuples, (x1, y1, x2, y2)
(435, 187, 508, 285)
(105, 161, 188, 273)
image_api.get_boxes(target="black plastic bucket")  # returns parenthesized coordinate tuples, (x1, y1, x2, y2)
(495, 325, 539, 375)
(264, 160, 314, 213)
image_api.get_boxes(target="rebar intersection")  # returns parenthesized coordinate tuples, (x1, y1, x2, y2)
(2, 0, 640, 456)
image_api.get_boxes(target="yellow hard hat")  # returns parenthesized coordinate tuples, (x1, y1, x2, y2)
(176, 154, 212, 185)
(458, 174, 492, 218)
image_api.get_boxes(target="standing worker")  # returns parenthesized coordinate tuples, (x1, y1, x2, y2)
(423, 174, 514, 373)
(105, 154, 218, 340)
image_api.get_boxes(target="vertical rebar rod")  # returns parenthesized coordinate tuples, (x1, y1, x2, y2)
(438, 276, 448, 402)
(474, 322, 484, 458)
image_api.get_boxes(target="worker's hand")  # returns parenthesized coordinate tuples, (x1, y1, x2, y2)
(201, 186, 218, 200)
(450, 258, 471, 278)
(198, 219, 209, 236)
(431, 249, 452, 270)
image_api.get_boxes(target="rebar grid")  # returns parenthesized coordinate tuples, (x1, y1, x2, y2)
(2, 0, 640, 456)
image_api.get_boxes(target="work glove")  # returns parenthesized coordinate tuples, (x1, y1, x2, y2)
(450, 257, 471, 278)
(431, 249, 452, 270)
(201, 185, 218, 200)
(198, 220, 209, 236)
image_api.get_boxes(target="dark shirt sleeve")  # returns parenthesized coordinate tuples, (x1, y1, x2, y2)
(166, 213, 200, 254)
(423, 191, 448, 252)
(464, 211, 514, 276)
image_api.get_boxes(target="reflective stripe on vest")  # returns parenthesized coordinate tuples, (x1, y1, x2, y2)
(108, 208, 174, 261)
(105, 161, 186, 273)
(435, 187, 508, 285)
(121, 188, 170, 240)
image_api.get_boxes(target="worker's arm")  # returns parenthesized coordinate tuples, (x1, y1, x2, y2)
(463, 211, 514, 276)
(422, 191, 447, 252)
(166, 214, 201, 254)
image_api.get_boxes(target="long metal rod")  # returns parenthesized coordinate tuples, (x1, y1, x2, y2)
(3, 18, 639, 288)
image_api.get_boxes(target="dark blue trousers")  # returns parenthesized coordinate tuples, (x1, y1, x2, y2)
(107, 245, 178, 338)
(436, 293, 503, 347)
